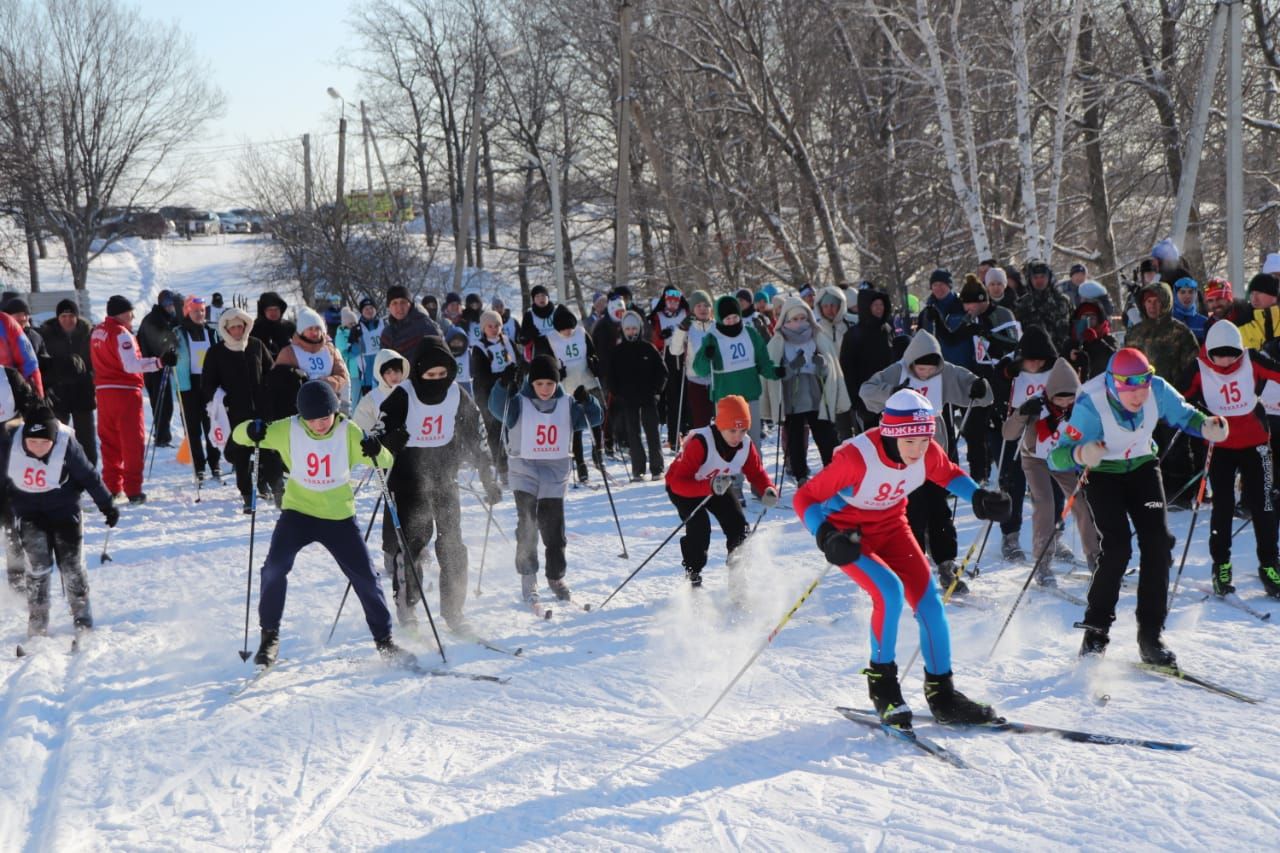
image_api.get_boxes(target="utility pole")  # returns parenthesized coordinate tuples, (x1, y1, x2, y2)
(613, 0, 633, 292)
(360, 101, 376, 223)
(366, 111, 398, 223)
(302, 133, 313, 212)
(334, 115, 347, 295)
(454, 94, 481, 294)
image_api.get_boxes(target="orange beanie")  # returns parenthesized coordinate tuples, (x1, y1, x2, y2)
(715, 395, 751, 431)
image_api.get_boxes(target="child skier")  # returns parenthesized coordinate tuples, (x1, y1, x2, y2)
(1184, 321, 1280, 598)
(794, 389, 1010, 725)
(664, 395, 778, 590)
(534, 304, 604, 485)
(233, 380, 411, 668)
(352, 349, 408, 433)
(488, 354, 602, 605)
(668, 290, 716, 431)
(1049, 348, 1228, 664)
(0, 405, 118, 639)
(470, 309, 518, 484)
(0, 367, 40, 592)
(377, 337, 501, 632)
(446, 328, 474, 396)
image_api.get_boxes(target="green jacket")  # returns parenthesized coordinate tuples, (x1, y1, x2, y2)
(231, 415, 392, 520)
(693, 324, 778, 402)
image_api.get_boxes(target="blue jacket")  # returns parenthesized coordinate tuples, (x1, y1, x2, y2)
(487, 381, 603, 432)
(917, 292, 972, 368)
(175, 321, 220, 393)
(1171, 301, 1207, 344)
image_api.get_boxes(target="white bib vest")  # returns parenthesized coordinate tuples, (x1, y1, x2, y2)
(532, 311, 556, 337)
(0, 376, 15, 421)
(1262, 381, 1280, 416)
(207, 388, 231, 451)
(288, 418, 351, 491)
(480, 338, 514, 375)
(404, 384, 460, 448)
(898, 365, 944, 405)
(548, 328, 589, 374)
(1030, 416, 1064, 461)
(516, 395, 572, 460)
(9, 425, 71, 494)
(1084, 375, 1159, 462)
(657, 310, 686, 337)
(709, 327, 756, 373)
(360, 320, 384, 357)
(468, 321, 484, 348)
(454, 349, 473, 385)
(293, 344, 334, 380)
(1198, 354, 1257, 417)
(687, 426, 750, 481)
(685, 324, 711, 383)
(1011, 369, 1050, 405)
(186, 331, 211, 375)
(840, 432, 926, 511)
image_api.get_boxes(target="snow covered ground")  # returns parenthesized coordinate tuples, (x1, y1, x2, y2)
(2, 237, 1279, 850)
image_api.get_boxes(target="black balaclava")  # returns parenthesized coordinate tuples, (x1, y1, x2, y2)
(410, 336, 457, 404)
(714, 295, 744, 337)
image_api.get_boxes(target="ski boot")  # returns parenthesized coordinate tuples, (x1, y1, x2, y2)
(547, 577, 572, 601)
(210, 465, 224, 483)
(1259, 565, 1280, 599)
(1212, 562, 1235, 597)
(864, 661, 912, 727)
(1033, 562, 1058, 588)
(254, 629, 280, 667)
(1136, 629, 1177, 667)
(1000, 532, 1025, 562)
(521, 573, 539, 604)
(1078, 624, 1109, 658)
(923, 671, 1001, 725)
(127, 493, 147, 505)
(1053, 536, 1075, 564)
(684, 565, 703, 588)
(375, 636, 419, 669)
(936, 560, 968, 595)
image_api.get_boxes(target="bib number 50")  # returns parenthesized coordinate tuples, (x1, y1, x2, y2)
(535, 424, 558, 446)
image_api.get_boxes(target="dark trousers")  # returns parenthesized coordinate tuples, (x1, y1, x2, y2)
(603, 392, 628, 454)
(571, 424, 604, 480)
(4, 507, 25, 590)
(1082, 462, 1172, 636)
(1156, 423, 1195, 505)
(906, 481, 957, 564)
(179, 388, 221, 475)
(622, 397, 664, 477)
(1209, 445, 1278, 568)
(961, 404, 992, 481)
(482, 411, 508, 476)
(18, 517, 90, 637)
(669, 488, 749, 572)
(259, 510, 392, 640)
(664, 352, 683, 446)
(514, 490, 566, 579)
(53, 406, 97, 467)
(144, 369, 174, 444)
(383, 484, 468, 621)
(783, 411, 837, 479)
(992, 433, 1026, 536)
(684, 380, 713, 431)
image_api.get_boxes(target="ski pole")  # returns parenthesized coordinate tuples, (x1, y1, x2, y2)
(373, 463, 446, 664)
(145, 366, 171, 478)
(1232, 516, 1250, 541)
(674, 349, 687, 445)
(475, 507, 493, 597)
(989, 468, 1089, 659)
(1164, 468, 1206, 508)
(699, 562, 833, 721)
(99, 527, 114, 565)
(1169, 444, 1215, 608)
(598, 461, 629, 559)
(326, 492, 383, 645)
(593, 480, 728, 611)
(238, 443, 261, 662)
(172, 375, 202, 501)
(459, 483, 511, 542)
(903, 520, 992, 675)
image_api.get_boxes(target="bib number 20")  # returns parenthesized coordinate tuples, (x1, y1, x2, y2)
(728, 342, 747, 361)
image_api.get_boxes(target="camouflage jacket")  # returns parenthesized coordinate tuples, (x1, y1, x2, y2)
(1015, 284, 1073, 353)
(1123, 281, 1198, 388)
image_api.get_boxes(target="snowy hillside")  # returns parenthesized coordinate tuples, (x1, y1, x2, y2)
(2, 237, 1279, 850)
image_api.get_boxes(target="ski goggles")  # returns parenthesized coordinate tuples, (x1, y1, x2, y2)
(1112, 369, 1154, 388)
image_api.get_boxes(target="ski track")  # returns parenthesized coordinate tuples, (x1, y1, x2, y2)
(2, 236, 1280, 847)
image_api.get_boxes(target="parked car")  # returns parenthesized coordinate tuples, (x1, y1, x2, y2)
(230, 208, 268, 233)
(218, 212, 249, 233)
(95, 210, 168, 240)
(184, 211, 221, 235)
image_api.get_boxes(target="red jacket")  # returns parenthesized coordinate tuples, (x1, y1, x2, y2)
(1185, 347, 1280, 450)
(665, 428, 771, 498)
(0, 312, 43, 397)
(90, 317, 161, 391)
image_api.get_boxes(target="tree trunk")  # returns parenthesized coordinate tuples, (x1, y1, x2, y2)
(416, 144, 434, 246)
(517, 164, 533, 303)
(1078, 12, 1120, 300)
(483, 126, 497, 249)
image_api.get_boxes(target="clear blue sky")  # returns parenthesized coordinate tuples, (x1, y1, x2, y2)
(134, 0, 365, 205)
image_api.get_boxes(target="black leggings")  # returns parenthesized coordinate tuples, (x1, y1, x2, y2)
(783, 411, 837, 478)
(669, 488, 749, 572)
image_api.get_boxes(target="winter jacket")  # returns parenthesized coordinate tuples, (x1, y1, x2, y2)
(590, 315, 624, 393)
(532, 328, 601, 394)
(518, 303, 557, 346)
(665, 426, 771, 499)
(174, 318, 220, 393)
(1067, 300, 1117, 382)
(333, 325, 365, 402)
(840, 288, 895, 425)
(692, 299, 779, 402)
(1229, 302, 1280, 352)
(1002, 358, 1081, 457)
(1184, 346, 1280, 450)
(249, 292, 296, 357)
(761, 298, 850, 421)
(608, 336, 667, 403)
(488, 381, 603, 498)
(469, 333, 518, 410)
(90, 316, 162, 392)
(0, 422, 112, 524)
(353, 349, 408, 433)
(1171, 300, 1208, 344)
(814, 286, 854, 354)
(230, 414, 393, 520)
(649, 300, 689, 353)
(136, 301, 178, 361)
(1015, 282, 1074, 353)
(200, 309, 275, 426)
(273, 334, 350, 396)
(1124, 282, 1199, 388)
(353, 315, 386, 387)
(668, 315, 715, 386)
(378, 306, 442, 359)
(0, 367, 37, 422)
(917, 291, 970, 367)
(36, 316, 94, 412)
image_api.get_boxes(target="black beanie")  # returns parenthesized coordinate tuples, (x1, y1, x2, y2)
(55, 299, 79, 317)
(296, 380, 340, 419)
(106, 295, 133, 316)
(715, 294, 741, 321)
(1018, 325, 1059, 362)
(958, 273, 988, 304)
(22, 406, 59, 441)
(411, 335, 456, 380)
(531, 284, 549, 299)
(929, 268, 953, 286)
(552, 304, 577, 331)
(386, 285, 411, 303)
(528, 354, 562, 384)
(2, 298, 30, 316)
(1247, 273, 1280, 299)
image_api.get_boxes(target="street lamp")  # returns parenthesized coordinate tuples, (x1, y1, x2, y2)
(327, 87, 346, 119)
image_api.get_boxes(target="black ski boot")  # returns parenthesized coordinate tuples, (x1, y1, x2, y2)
(254, 629, 279, 667)
(1137, 630, 1177, 667)
(923, 671, 1001, 725)
(375, 636, 419, 669)
(1259, 565, 1280, 599)
(936, 560, 968, 595)
(684, 566, 703, 588)
(1212, 562, 1234, 597)
(1078, 623, 1109, 657)
(547, 577, 572, 601)
(863, 661, 912, 727)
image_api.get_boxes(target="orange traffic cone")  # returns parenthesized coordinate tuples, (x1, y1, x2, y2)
(176, 435, 192, 465)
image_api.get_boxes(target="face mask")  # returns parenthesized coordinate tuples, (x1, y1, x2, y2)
(413, 374, 452, 404)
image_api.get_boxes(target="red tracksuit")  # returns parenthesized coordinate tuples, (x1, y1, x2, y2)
(90, 317, 161, 496)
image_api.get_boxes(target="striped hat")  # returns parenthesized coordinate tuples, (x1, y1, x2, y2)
(879, 389, 936, 439)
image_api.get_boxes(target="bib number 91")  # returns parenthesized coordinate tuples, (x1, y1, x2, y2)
(306, 453, 332, 478)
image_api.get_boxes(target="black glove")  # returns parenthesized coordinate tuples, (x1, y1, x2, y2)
(381, 425, 410, 454)
(813, 352, 826, 371)
(160, 349, 178, 367)
(1018, 396, 1044, 418)
(484, 480, 502, 505)
(294, 367, 310, 382)
(972, 488, 1012, 522)
(573, 385, 590, 405)
(816, 521, 862, 565)
(500, 364, 519, 390)
(246, 418, 268, 443)
(660, 327, 673, 339)
(774, 363, 786, 379)
(103, 506, 120, 528)
(360, 434, 383, 460)
(348, 325, 362, 344)
(70, 354, 86, 374)
(678, 316, 692, 331)
(969, 378, 988, 399)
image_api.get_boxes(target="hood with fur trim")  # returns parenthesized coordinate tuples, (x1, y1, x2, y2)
(372, 348, 409, 393)
(216, 307, 254, 352)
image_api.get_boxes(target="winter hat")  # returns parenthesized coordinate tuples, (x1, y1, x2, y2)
(1203, 277, 1233, 302)
(984, 267, 1008, 287)
(1044, 358, 1081, 400)
(1027, 260, 1052, 277)
(715, 294, 741, 322)
(1206, 319, 1244, 358)
(106, 295, 133, 316)
(688, 290, 713, 310)
(296, 380, 340, 419)
(444, 292, 462, 305)
(620, 311, 644, 333)
(736, 288, 755, 304)
(753, 290, 770, 305)
(879, 389, 936, 439)
(1069, 263, 1088, 276)
(340, 307, 358, 326)
(1108, 348, 1153, 383)
(663, 286, 683, 300)
(157, 289, 176, 309)
(528, 354, 561, 384)
(531, 284, 549, 299)
(552, 304, 578, 331)
(929, 269, 953, 287)
(422, 293, 439, 308)
(217, 307, 253, 352)
(410, 336, 456, 381)
(1264, 253, 1280, 276)
(797, 284, 815, 300)
(211, 293, 223, 306)
(22, 406, 59, 441)
(959, 273, 988, 304)
(1139, 258, 1159, 275)
(715, 395, 751, 431)
(55, 299, 79, 317)
(1152, 238, 1180, 264)
(1173, 276, 1199, 293)
(818, 289, 843, 308)
(1018, 326, 1058, 363)
(1, 297, 30, 316)
(1078, 280, 1108, 303)
(182, 295, 206, 317)
(607, 297, 627, 320)
(295, 307, 325, 335)
(1247, 273, 1279, 299)
(379, 352, 408, 378)
(479, 309, 503, 331)
(465, 293, 482, 309)
(387, 284, 411, 303)
(358, 296, 377, 311)
(610, 285, 633, 303)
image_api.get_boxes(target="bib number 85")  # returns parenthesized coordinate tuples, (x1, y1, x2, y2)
(873, 480, 906, 502)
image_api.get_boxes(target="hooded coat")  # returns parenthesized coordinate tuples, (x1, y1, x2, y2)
(136, 291, 178, 359)
(1124, 281, 1199, 387)
(814, 286, 854, 353)
(1015, 279, 1073, 353)
(692, 295, 778, 402)
(762, 297, 850, 421)
(840, 287, 895, 423)
(353, 348, 408, 433)
(1003, 357, 1081, 456)
(249, 291, 295, 357)
(200, 308, 275, 426)
(609, 313, 667, 402)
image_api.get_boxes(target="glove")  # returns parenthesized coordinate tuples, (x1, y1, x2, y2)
(703, 335, 719, 356)
(1017, 397, 1044, 418)
(103, 506, 120, 528)
(70, 354, 86, 374)
(812, 352, 826, 372)
(160, 349, 178, 367)
(573, 385, 590, 405)
(972, 488, 1012, 523)
(360, 434, 383, 460)
(1073, 440, 1106, 469)
(760, 486, 779, 509)
(484, 480, 502, 505)
(1201, 416, 1230, 444)
(500, 365, 519, 390)
(712, 474, 735, 496)
(348, 325, 362, 344)
(793, 350, 807, 366)
(294, 368, 310, 382)
(969, 378, 988, 400)
(660, 327, 673, 339)
(246, 418, 268, 443)
(678, 316, 692, 331)
(774, 363, 786, 379)
(816, 521, 861, 565)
